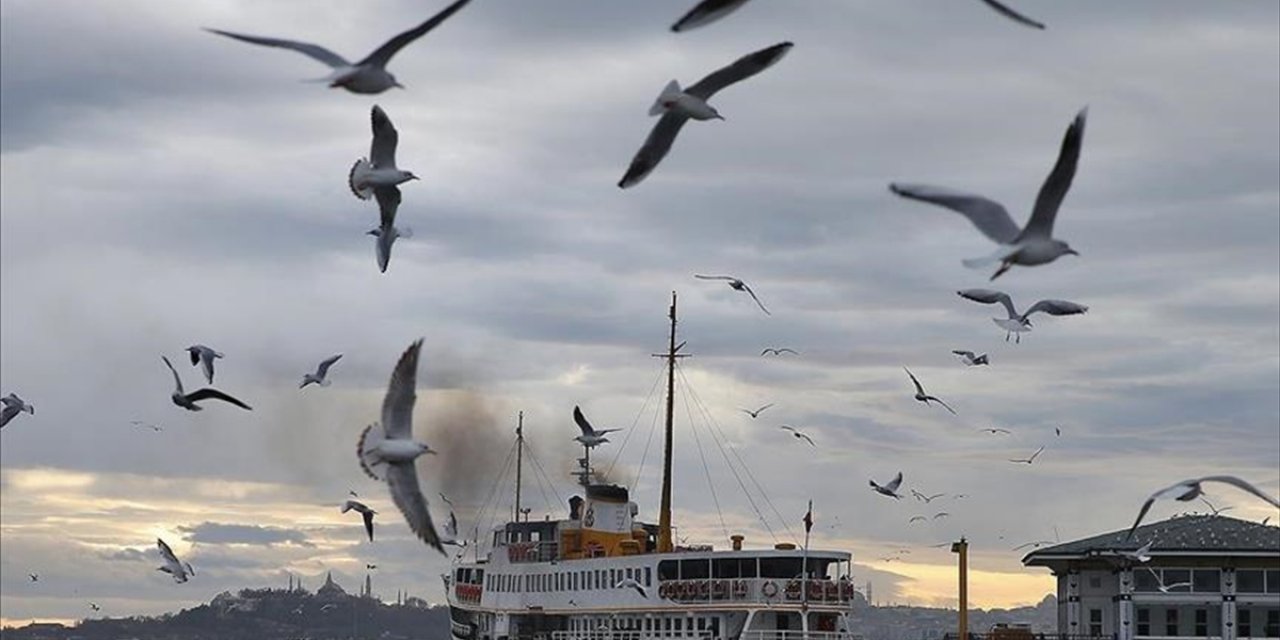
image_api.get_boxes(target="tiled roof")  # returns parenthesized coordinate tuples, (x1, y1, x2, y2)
(1023, 515, 1280, 563)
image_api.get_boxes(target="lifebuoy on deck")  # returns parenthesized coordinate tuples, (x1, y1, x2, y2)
(761, 580, 779, 598)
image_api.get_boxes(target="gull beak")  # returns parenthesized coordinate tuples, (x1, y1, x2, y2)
(1066, 249, 1080, 256)
(393, 81, 405, 89)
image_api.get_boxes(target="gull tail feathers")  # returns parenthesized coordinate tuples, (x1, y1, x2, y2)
(649, 80, 682, 116)
(357, 423, 387, 481)
(349, 159, 375, 200)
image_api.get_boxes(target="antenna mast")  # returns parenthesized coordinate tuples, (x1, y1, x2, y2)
(655, 291, 689, 553)
(515, 412, 524, 522)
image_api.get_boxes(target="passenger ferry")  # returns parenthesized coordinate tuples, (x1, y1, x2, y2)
(444, 295, 861, 640)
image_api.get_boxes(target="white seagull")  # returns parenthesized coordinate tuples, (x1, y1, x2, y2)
(205, 0, 472, 94)
(911, 490, 945, 503)
(980, 428, 1012, 435)
(904, 367, 956, 415)
(779, 425, 815, 446)
(341, 499, 377, 542)
(161, 356, 252, 411)
(889, 108, 1086, 280)
(1145, 567, 1192, 594)
(1118, 539, 1154, 564)
(670, 0, 754, 32)
(156, 538, 195, 584)
(978, 0, 1046, 30)
(357, 339, 443, 552)
(301, 354, 344, 389)
(1125, 476, 1280, 540)
(615, 577, 648, 598)
(761, 348, 799, 357)
(951, 350, 989, 366)
(694, 275, 770, 315)
(185, 345, 224, 384)
(1, 393, 35, 429)
(870, 472, 904, 499)
(573, 406, 623, 448)
(350, 105, 418, 201)
(619, 42, 793, 188)
(442, 510, 465, 547)
(956, 289, 1088, 343)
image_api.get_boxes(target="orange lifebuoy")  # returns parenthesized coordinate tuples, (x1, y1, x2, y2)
(761, 580, 779, 598)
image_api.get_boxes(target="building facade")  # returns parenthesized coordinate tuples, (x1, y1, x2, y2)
(1023, 515, 1280, 639)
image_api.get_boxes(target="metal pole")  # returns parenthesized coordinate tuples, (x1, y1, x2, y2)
(658, 292, 677, 553)
(951, 537, 968, 640)
(515, 412, 524, 522)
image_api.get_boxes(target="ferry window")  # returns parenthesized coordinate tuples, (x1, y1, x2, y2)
(626, 567, 634, 581)
(477, 569, 484, 583)
(659, 560, 679, 581)
(697, 618, 706, 631)
(572, 572, 578, 591)
(713, 559, 738, 579)
(1238, 570, 1265, 592)
(759, 557, 802, 579)
(645, 567, 652, 586)
(739, 558, 758, 578)
(675, 618, 684, 632)
(709, 617, 720, 638)
(1192, 569, 1219, 592)
(680, 559, 710, 580)
(664, 618, 672, 632)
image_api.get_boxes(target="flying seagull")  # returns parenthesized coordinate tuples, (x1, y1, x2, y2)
(761, 348, 799, 357)
(301, 354, 344, 389)
(1144, 567, 1192, 594)
(694, 275, 770, 315)
(911, 490, 945, 503)
(341, 499, 377, 542)
(979, 428, 1012, 435)
(779, 425, 815, 446)
(1011, 540, 1056, 551)
(1118, 539, 1154, 564)
(156, 538, 195, 584)
(904, 367, 956, 415)
(185, 345, 223, 384)
(442, 509, 465, 547)
(615, 577, 648, 598)
(933, 512, 951, 520)
(89, 603, 101, 612)
(670, 0, 753, 32)
(28, 573, 38, 583)
(956, 289, 1088, 343)
(356, 339, 444, 552)
(870, 472, 904, 499)
(131, 420, 163, 432)
(205, 0, 472, 94)
(618, 42, 793, 188)
(1008, 445, 1046, 464)
(951, 350, 989, 366)
(740, 403, 774, 419)
(161, 356, 252, 411)
(908, 516, 927, 524)
(1, 393, 34, 429)
(366, 564, 378, 570)
(978, 0, 1046, 30)
(1125, 476, 1280, 540)
(1198, 496, 1234, 517)
(350, 106, 418, 201)
(572, 406, 623, 448)
(889, 108, 1086, 280)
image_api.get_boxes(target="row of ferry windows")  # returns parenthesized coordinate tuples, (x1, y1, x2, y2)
(486, 566, 653, 593)
(570, 615, 721, 637)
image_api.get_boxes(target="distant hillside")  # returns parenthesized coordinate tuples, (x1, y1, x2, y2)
(856, 594, 1058, 639)
(1, 584, 451, 640)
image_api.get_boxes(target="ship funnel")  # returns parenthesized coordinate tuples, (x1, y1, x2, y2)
(731, 534, 744, 551)
(569, 495, 584, 520)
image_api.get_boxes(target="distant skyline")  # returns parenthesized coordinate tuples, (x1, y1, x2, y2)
(2, 0, 1278, 627)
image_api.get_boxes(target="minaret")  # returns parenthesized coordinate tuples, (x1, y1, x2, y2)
(364, 573, 372, 599)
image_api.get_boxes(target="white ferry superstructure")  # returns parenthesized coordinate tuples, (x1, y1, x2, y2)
(444, 294, 861, 640)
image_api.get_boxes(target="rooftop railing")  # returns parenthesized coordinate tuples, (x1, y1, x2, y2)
(657, 578, 855, 606)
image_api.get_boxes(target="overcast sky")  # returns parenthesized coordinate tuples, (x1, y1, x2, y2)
(2, 0, 1278, 626)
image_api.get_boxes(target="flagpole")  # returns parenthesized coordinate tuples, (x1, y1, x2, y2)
(801, 500, 812, 615)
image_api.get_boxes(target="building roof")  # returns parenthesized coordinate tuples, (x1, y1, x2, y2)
(1023, 515, 1280, 565)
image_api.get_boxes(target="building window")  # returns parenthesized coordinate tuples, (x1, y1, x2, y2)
(1268, 570, 1280, 594)
(1192, 569, 1220, 592)
(1137, 608, 1151, 636)
(1089, 609, 1103, 636)
(1166, 609, 1179, 636)
(1164, 569, 1192, 593)
(1135, 569, 1160, 592)
(1239, 570, 1266, 593)
(1238, 609, 1251, 637)
(1267, 610, 1280, 637)
(1089, 575, 1102, 589)
(1195, 609, 1208, 636)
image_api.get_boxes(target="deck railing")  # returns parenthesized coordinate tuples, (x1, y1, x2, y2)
(657, 578, 855, 606)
